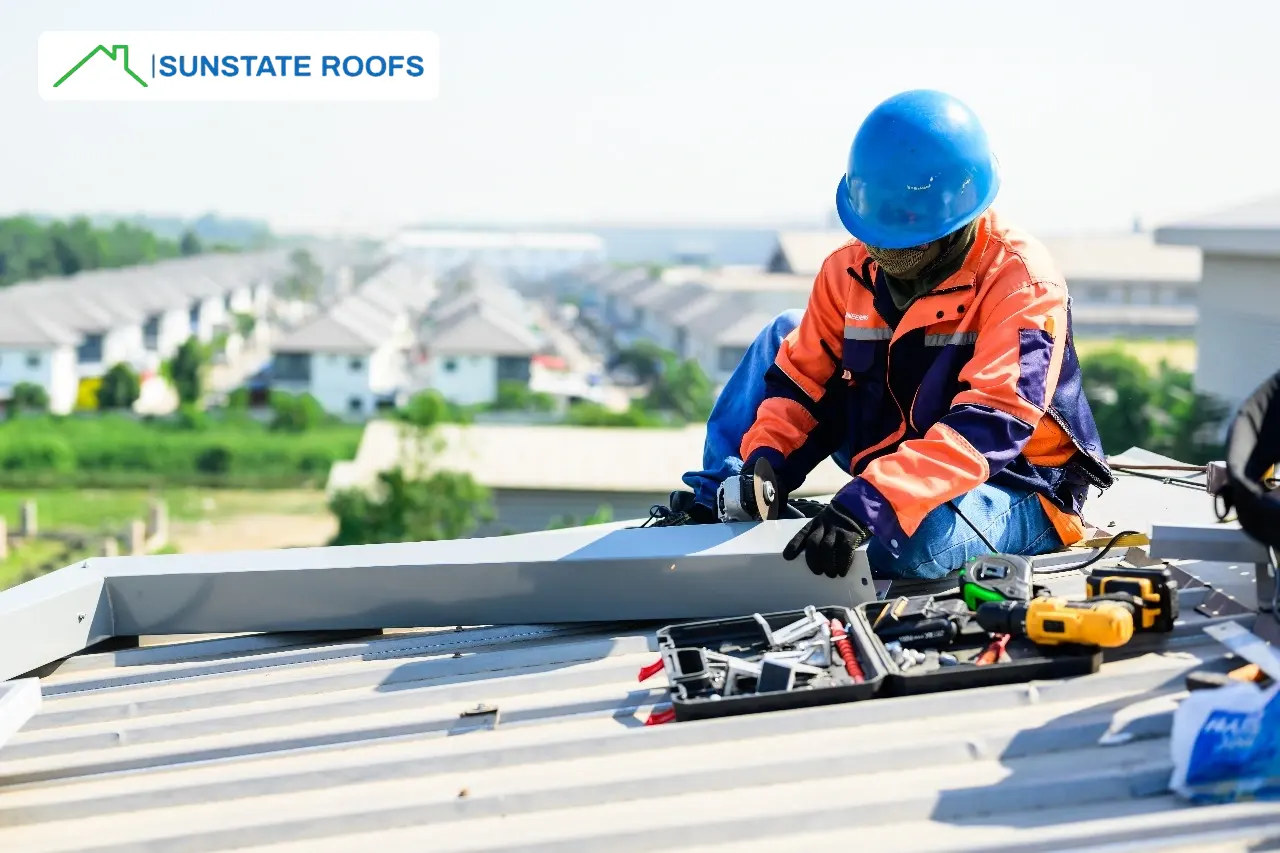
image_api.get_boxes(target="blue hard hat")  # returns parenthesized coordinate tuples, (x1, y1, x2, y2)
(835, 90, 1000, 249)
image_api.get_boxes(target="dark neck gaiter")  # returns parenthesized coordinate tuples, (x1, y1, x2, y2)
(867, 220, 980, 312)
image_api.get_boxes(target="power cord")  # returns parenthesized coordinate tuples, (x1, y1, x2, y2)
(1029, 529, 1145, 576)
(947, 499, 998, 554)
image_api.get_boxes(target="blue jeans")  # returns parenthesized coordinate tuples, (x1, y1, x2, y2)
(682, 310, 1063, 579)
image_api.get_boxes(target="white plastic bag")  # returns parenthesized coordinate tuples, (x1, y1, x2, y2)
(1170, 680, 1280, 803)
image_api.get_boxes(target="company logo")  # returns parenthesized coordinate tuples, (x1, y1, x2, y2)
(845, 313, 870, 322)
(54, 43, 147, 89)
(38, 31, 439, 101)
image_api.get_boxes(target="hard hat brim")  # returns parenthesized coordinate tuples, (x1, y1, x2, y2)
(834, 170, 1001, 250)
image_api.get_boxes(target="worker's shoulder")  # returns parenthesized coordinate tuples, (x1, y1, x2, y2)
(816, 237, 868, 283)
(979, 211, 1067, 296)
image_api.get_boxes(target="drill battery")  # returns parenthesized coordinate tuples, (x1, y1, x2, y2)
(1085, 565, 1178, 633)
(872, 596, 970, 650)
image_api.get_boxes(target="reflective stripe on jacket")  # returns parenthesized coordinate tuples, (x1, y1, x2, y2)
(741, 210, 1113, 557)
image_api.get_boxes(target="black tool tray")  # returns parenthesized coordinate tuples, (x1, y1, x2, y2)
(655, 606, 890, 722)
(856, 599, 1102, 697)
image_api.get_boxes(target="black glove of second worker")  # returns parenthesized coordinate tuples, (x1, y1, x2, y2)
(782, 502, 871, 578)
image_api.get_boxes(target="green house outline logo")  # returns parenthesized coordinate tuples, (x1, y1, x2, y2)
(53, 44, 147, 88)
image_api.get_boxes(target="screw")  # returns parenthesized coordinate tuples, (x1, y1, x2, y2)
(77, 613, 85, 623)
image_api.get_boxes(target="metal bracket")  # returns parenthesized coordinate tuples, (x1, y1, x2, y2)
(0, 519, 878, 682)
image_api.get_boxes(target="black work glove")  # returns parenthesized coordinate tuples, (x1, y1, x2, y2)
(782, 502, 871, 578)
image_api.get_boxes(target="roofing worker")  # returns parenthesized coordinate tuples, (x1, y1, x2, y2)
(664, 89, 1114, 581)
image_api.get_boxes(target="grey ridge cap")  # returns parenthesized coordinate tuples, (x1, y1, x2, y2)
(0, 520, 875, 682)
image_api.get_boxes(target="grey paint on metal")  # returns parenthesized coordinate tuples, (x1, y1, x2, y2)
(0, 521, 874, 681)
(0, 618, 1252, 852)
(1151, 523, 1271, 563)
(0, 678, 40, 751)
(0, 567, 113, 682)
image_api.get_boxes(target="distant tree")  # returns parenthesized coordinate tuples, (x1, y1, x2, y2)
(547, 504, 614, 529)
(396, 390, 473, 427)
(233, 311, 256, 338)
(1080, 348, 1229, 464)
(268, 391, 327, 432)
(611, 340, 669, 384)
(644, 357, 715, 422)
(96, 363, 141, 410)
(164, 337, 208, 405)
(0, 215, 189, 286)
(328, 467, 493, 545)
(565, 400, 662, 427)
(226, 387, 251, 410)
(9, 382, 49, 415)
(280, 248, 323, 302)
(178, 230, 203, 257)
(491, 380, 556, 413)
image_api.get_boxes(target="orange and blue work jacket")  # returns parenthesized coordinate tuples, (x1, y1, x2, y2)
(742, 210, 1114, 556)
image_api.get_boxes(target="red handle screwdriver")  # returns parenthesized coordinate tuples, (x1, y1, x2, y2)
(830, 618, 864, 683)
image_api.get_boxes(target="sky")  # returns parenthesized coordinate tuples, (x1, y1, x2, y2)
(1, 0, 1278, 237)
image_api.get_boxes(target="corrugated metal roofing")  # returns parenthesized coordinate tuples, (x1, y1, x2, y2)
(0, 578, 1272, 852)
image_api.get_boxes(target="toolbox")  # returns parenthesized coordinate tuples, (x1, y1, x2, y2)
(857, 599, 1102, 697)
(655, 606, 890, 722)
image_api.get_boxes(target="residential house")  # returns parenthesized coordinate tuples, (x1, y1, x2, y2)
(270, 293, 412, 417)
(421, 302, 544, 407)
(1157, 194, 1280, 413)
(0, 311, 80, 415)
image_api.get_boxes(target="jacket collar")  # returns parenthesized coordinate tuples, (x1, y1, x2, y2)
(887, 211, 992, 341)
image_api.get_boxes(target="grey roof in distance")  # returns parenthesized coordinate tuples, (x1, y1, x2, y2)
(1156, 194, 1280, 257)
(426, 303, 542, 357)
(273, 294, 395, 354)
(0, 310, 80, 348)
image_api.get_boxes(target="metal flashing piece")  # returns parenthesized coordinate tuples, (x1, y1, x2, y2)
(0, 520, 876, 682)
(1150, 524, 1271, 565)
(0, 678, 41, 751)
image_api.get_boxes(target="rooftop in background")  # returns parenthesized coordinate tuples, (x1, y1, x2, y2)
(762, 228, 1203, 284)
(425, 303, 543, 358)
(1156, 193, 1280, 257)
(389, 230, 607, 253)
(328, 420, 851, 496)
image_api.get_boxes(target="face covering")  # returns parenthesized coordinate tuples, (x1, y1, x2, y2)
(866, 220, 980, 312)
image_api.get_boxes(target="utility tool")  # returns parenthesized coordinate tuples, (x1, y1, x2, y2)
(751, 456, 803, 521)
(829, 618, 865, 682)
(975, 634, 1010, 666)
(1186, 663, 1267, 692)
(959, 554, 1035, 610)
(974, 596, 1136, 648)
(872, 595, 970, 650)
(1085, 565, 1178, 633)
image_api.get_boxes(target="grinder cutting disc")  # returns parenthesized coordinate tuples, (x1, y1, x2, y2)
(752, 456, 783, 521)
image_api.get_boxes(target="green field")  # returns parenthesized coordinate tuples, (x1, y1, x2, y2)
(1076, 338, 1196, 372)
(0, 487, 331, 590)
(0, 487, 328, 533)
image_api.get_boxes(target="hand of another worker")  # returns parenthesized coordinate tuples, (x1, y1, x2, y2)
(716, 474, 759, 522)
(782, 502, 871, 578)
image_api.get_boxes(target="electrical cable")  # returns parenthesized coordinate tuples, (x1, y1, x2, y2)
(1031, 529, 1145, 576)
(1110, 466, 1208, 491)
(947, 499, 998, 554)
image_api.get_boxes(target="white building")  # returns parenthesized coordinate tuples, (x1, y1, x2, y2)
(420, 302, 543, 407)
(389, 230, 606, 280)
(270, 294, 412, 418)
(1157, 195, 1280, 413)
(267, 261, 437, 418)
(0, 310, 80, 415)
